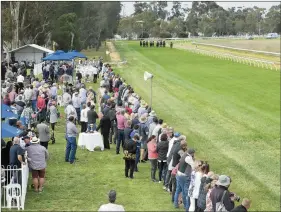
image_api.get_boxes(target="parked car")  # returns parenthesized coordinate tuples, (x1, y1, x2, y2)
(266, 33, 279, 39)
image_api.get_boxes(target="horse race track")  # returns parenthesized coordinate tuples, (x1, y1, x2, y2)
(114, 41, 280, 211)
(23, 42, 279, 211)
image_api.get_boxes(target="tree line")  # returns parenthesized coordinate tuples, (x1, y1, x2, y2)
(1, 1, 122, 51)
(117, 1, 281, 39)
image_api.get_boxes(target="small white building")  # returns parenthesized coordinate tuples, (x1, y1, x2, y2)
(8, 44, 54, 64)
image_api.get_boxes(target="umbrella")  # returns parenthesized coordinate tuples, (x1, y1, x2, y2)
(1, 104, 17, 119)
(1, 123, 23, 138)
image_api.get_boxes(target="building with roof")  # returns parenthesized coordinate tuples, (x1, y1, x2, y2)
(8, 44, 54, 64)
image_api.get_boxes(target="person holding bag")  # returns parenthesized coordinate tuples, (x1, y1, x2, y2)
(123, 134, 138, 179)
(210, 175, 235, 212)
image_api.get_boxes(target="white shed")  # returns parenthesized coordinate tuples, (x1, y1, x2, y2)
(9, 44, 54, 64)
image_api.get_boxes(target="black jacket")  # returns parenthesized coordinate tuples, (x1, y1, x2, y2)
(87, 110, 98, 124)
(96, 116, 111, 135)
(157, 140, 169, 161)
(124, 127, 133, 142)
(76, 72, 82, 81)
(172, 141, 182, 167)
(210, 186, 235, 212)
(124, 140, 137, 154)
(167, 140, 180, 165)
(230, 205, 247, 212)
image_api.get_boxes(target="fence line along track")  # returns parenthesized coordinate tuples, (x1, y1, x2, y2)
(175, 45, 280, 71)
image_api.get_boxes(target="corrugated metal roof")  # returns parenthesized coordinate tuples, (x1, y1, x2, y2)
(9, 44, 54, 53)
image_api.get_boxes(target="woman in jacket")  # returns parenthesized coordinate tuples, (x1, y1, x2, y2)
(147, 135, 158, 182)
(197, 172, 215, 212)
(123, 134, 138, 179)
(49, 101, 58, 144)
(157, 133, 169, 185)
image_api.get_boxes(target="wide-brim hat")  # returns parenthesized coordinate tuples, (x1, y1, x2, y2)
(140, 100, 147, 108)
(149, 110, 156, 117)
(216, 175, 230, 187)
(43, 84, 49, 88)
(30, 136, 40, 144)
(139, 115, 148, 123)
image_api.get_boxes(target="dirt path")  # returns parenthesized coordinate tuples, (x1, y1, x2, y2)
(106, 41, 121, 62)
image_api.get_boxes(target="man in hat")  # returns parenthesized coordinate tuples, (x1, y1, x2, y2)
(137, 100, 148, 118)
(147, 110, 157, 127)
(210, 175, 235, 211)
(26, 136, 49, 192)
(98, 190, 125, 211)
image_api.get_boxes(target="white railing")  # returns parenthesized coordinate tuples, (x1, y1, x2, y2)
(1, 156, 29, 210)
(191, 42, 280, 56)
(177, 46, 280, 71)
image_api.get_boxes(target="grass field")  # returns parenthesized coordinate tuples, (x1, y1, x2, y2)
(113, 41, 280, 211)
(22, 42, 280, 211)
(22, 47, 179, 212)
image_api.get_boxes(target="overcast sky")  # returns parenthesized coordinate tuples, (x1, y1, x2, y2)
(121, 1, 280, 16)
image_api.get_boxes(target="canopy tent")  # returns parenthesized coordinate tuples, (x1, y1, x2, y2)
(1, 123, 23, 138)
(42, 50, 76, 61)
(70, 50, 87, 59)
(1, 104, 17, 119)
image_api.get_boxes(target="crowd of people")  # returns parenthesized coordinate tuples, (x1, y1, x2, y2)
(1, 55, 251, 211)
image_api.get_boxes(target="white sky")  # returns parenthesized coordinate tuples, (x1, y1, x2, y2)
(121, 1, 280, 16)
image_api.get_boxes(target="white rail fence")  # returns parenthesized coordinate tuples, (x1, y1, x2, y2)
(177, 46, 280, 71)
(191, 42, 280, 56)
(1, 156, 29, 210)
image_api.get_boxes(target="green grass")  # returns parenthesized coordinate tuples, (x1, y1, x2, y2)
(113, 41, 280, 211)
(23, 48, 179, 211)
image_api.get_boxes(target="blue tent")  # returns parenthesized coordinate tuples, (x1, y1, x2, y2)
(1, 104, 17, 119)
(42, 50, 74, 61)
(1, 123, 23, 138)
(70, 50, 87, 59)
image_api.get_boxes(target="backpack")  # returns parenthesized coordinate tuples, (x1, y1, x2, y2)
(216, 190, 228, 212)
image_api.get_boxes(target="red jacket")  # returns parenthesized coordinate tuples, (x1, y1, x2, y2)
(37, 96, 46, 111)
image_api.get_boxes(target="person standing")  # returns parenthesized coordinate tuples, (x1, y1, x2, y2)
(26, 136, 49, 192)
(49, 101, 58, 144)
(80, 104, 88, 133)
(138, 115, 149, 162)
(65, 116, 78, 164)
(72, 91, 81, 125)
(210, 175, 235, 212)
(123, 134, 138, 179)
(50, 83, 58, 100)
(87, 105, 99, 131)
(37, 119, 50, 149)
(157, 133, 169, 185)
(147, 135, 158, 182)
(174, 148, 195, 210)
(116, 110, 126, 154)
(96, 113, 111, 149)
(37, 94, 46, 122)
